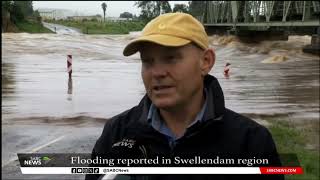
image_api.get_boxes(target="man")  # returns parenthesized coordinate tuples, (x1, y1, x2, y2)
(86, 13, 283, 180)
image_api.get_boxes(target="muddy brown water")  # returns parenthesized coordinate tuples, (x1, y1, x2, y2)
(2, 33, 319, 121)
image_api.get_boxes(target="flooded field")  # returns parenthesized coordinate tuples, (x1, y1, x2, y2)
(1, 25, 319, 179)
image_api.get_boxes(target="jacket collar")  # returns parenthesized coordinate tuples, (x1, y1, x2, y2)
(137, 74, 225, 124)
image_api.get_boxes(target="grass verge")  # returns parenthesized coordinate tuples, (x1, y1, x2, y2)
(45, 19, 145, 34)
(267, 119, 319, 180)
(15, 20, 54, 33)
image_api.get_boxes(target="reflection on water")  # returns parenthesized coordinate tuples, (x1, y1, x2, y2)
(67, 77, 72, 94)
(2, 63, 16, 95)
(67, 77, 73, 101)
(1, 33, 319, 122)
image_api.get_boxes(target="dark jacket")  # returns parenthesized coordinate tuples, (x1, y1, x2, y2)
(86, 75, 284, 180)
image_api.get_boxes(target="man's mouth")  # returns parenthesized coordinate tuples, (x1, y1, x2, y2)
(153, 85, 172, 90)
(152, 85, 175, 94)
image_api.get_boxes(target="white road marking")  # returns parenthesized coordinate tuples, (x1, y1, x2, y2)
(29, 135, 65, 153)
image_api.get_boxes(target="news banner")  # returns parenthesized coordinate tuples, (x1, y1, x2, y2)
(18, 154, 303, 175)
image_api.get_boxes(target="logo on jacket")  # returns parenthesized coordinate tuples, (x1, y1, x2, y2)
(112, 139, 136, 148)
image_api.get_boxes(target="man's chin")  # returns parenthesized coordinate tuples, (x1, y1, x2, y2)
(152, 99, 176, 110)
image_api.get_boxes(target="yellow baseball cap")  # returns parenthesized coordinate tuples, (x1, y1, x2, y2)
(123, 12, 209, 56)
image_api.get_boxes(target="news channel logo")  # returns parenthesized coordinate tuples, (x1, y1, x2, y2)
(23, 156, 52, 166)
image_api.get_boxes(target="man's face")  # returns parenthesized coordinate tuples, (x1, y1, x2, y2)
(140, 43, 205, 110)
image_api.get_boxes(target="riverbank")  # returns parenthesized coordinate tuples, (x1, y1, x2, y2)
(256, 116, 319, 180)
(2, 18, 54, 33)
(15, 19, 54, 33)
(44, 19, 145, 34)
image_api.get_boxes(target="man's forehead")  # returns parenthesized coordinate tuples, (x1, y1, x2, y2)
(142, 43, 182, 50)
(139, 43, 193, 54)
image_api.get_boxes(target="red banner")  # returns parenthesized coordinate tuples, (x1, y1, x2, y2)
(259, 167, 303, 174)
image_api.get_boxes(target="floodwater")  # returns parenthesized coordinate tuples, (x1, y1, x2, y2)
(2, 32, 319, 120)
(2, 24, 319, 179)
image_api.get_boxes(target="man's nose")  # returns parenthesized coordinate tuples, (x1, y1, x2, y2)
(151, 63, 168, 77)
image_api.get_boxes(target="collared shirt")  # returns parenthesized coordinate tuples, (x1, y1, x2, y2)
(147, 89, 208, 148)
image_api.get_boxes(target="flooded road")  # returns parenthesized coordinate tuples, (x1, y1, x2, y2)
(42, 22, 82, 35)
(1, 30, 319, 179)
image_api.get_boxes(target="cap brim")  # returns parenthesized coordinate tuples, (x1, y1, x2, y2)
(123, 34, 191, 56)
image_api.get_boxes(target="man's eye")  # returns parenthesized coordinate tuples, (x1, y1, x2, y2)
(141, 58, 149, 62)
(165, 55, 178, 63)
(167, 55, 174, 60)
(141, 58, 153, 65)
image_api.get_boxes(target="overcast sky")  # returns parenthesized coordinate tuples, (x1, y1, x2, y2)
(33, 1, 189, 17)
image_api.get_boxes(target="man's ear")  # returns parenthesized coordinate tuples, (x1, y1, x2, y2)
(200, 48, 215, 76)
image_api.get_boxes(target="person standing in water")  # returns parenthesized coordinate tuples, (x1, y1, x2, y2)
(224, 62, 231, 77)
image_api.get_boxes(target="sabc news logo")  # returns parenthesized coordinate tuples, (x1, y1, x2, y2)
(71, 168, 99, 174)
(23, 156, 52, 166)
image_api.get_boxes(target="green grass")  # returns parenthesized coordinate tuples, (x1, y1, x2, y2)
(45, 19, 145, 34)
(15, 20, 54, 33)
(268, 120, 319, 180)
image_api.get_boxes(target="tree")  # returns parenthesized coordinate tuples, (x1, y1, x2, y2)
(101, 2, 107, 22)
(135, 1, 154, 22)
(2, 1, 13, 31)
(120, 12, 133, 19)
(24, 1, 33, 17)
(135, 1, 172, 22)
(11, 1, 24, 22)
(188, 1, 205, 17)
(8, 1, 34, 22)
(33, 10, 41, 22)
(159, 1, 172, 14)
(173, 4, 188, 13)
(2, 1, 13, 13)
(2, 0, 44, 32)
